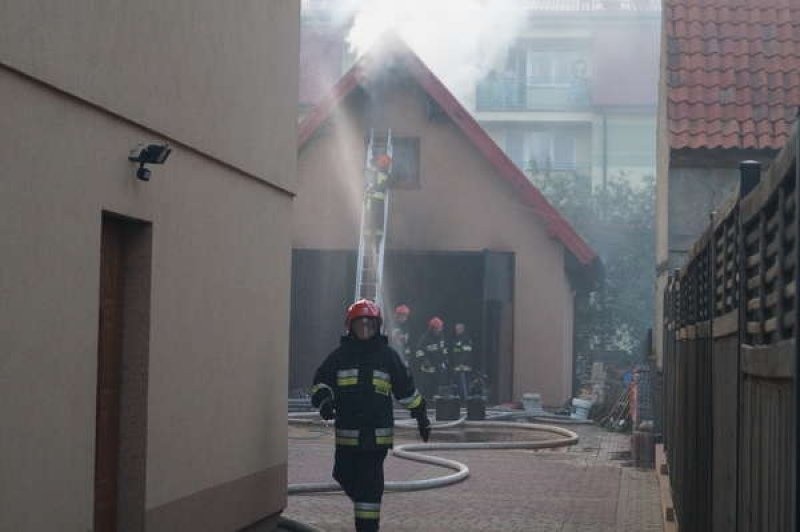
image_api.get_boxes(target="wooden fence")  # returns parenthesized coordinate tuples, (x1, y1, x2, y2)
(662, 123, 799, 531)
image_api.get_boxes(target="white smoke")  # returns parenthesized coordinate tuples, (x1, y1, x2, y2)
(307, 0, 527, 107)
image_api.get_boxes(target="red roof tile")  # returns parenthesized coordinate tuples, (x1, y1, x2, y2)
(298, 38, 598, 267)
(666, 0, 800, 150)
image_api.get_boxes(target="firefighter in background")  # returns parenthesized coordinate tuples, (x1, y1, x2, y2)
(449, 322, 475, 400)
(389, 304, 412, 366)
(365, 152, 391, 241)
(414, 316, 447, 399)
(310, 300, 430, 532)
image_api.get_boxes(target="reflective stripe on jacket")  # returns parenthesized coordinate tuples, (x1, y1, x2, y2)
(449, 336, 474, 371)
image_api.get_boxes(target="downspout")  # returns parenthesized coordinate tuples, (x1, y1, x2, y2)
(602, 110, 608, 193)
(571, 289, 579, 398)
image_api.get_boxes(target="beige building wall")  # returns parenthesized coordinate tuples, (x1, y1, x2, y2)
(0, 0, 298, 188)
(296, 85, 577, 404)
(654, 14, 671, 368)
(0, 2, 299, 531)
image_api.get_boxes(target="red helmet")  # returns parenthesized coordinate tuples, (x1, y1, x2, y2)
(428, 316, 444, 331)
(394, 304, 410, 316)
(374, 153, 392, 170)
(346, 299, 382, 329)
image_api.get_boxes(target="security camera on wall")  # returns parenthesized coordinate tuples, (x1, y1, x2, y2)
(128, 143, 172, 181)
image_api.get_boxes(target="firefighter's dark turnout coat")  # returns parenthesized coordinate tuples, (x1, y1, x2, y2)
(449, 334, 473, 371)
(449, 334, 474, 399)
(413, 332, 447, 398)
(311, 334, 423, 448)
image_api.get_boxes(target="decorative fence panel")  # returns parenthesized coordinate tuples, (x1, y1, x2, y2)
(661, 123, 799, 531)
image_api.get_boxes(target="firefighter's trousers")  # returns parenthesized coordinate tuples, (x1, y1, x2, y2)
(455, 369, 472, 400)
(333, 448, 388, 532)
(414, 369, 438, 400)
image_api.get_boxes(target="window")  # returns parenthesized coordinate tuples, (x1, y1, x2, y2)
(527, 132, 551, 171)
(552, 134, 577, 171)
(526, 51, 586, 87)
(369, 136, 421, 189)
(519, 132, 577, 173)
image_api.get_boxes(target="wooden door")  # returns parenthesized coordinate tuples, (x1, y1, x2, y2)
(95, 217, 125, 532)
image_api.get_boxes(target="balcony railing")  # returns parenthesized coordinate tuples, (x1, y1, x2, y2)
(476, 77, 526, 111)
(476, 77, 591, 112)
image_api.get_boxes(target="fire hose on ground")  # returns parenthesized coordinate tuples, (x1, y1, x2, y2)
(287, 411, 580, 495)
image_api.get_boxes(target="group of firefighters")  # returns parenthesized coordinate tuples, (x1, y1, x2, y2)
(388, 303, 476, 401)
(309, 299, 481, 531)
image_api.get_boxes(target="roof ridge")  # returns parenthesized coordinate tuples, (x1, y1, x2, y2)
(297, 39, 598, 266)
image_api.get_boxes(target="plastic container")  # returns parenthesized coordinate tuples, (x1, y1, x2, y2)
(435, 396, 461, 421)
(522, 393, 545, 415)
(571, 397, 593, 420)
(466, 396, 486, 420)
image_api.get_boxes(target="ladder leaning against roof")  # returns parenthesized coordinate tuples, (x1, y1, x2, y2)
(354, 129, 393, 311)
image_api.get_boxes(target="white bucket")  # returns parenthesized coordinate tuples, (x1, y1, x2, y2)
(522, 393, 545, 415)
(571, 397, 593, 420)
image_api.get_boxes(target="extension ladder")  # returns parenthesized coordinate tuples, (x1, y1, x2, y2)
(354, 129, 392, 310)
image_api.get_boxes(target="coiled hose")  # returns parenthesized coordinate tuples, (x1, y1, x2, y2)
(288, 411, 579, 495)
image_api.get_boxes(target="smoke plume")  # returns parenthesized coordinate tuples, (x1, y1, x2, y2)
(309, 0, 527, 107)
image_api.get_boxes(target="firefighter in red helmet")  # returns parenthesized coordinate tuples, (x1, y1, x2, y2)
(365, 152, 391, 241)
(374, 153, 392, 171)
(310, 299, 430, 532)
(413, 316, 447, 399)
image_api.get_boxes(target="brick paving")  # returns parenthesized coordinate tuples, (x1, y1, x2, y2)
(283, 422, 663, 532)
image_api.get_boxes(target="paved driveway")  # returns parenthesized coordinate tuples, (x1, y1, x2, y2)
(283, 422, 663, 531)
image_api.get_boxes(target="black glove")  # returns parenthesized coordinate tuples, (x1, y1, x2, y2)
(319, 398, 335, 420)
(416, 415, 431, 442)
(410, 401, 431, 442)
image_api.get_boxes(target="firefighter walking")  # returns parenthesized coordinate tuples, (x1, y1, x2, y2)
(311, 299, 431, 532)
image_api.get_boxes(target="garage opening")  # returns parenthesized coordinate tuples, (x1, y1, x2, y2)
(290, 249, 514, 403)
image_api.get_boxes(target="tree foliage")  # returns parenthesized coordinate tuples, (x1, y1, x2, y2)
(530, 170, 655, 365)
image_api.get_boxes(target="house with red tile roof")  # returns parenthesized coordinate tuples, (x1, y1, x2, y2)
(655, 0, 800, 364)
(292, 37, 601, 406)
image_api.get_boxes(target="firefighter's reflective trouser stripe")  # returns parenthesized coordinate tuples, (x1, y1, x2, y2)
(374, 427, 393, 446)
(355, 502, 380, 520)
(335, 428, 394, 447)
(333, 449, 387, 532)
(335, 429, 360, 447)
